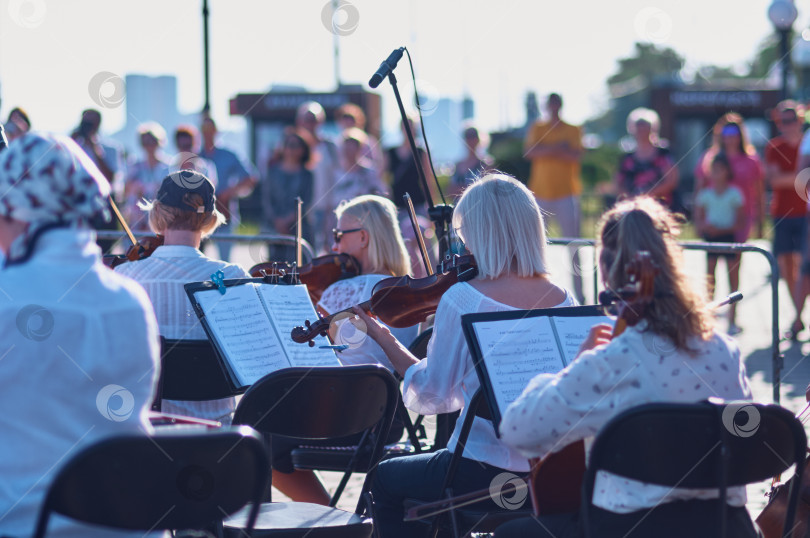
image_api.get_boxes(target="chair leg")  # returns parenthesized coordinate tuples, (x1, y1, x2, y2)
(32, 509, 50, 538)
(330, 429, 374, 506)
(330, 470, 353, 507)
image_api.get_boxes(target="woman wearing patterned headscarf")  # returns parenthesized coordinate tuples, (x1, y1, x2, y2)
(0, 132, 161, 537)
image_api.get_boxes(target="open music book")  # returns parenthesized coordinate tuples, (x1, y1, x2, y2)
(185, 279, 339, 389)
(462, 306, 613, 431)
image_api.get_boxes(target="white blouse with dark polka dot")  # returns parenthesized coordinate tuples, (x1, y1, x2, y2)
(500, 323, 752, 513)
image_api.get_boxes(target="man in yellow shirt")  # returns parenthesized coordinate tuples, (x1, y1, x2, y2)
(524, 93, 585, 302)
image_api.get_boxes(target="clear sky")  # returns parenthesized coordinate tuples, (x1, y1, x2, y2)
(0, 0, 801, 142)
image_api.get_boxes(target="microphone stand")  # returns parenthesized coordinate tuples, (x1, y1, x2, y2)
(386, 72, 454, 257)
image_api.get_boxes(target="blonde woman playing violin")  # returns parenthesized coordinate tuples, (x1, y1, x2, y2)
(317, 194, 418, 372)
(353, 173, 577, 538)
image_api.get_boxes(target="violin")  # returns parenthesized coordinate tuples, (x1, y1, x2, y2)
(103, 235, 164, 268)
(248, 253, 363, 304)
(101, 195, 165, 268)
(291, 254, 477, 346)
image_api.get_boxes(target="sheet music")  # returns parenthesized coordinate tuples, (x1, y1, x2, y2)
(551, 315, 614, 365)
(257, 284, 340, 367)
(194, 284, 289, 385)
(472, 316, 565, 415)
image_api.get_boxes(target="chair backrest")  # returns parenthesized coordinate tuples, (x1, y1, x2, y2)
(159, 338, 237, 401)
(33, 427, 269, 537)
(408, 327, 433, 359)
(583, 401, 806, 537)
(233, 365, 399, 442)
(587, 401, 805, 489)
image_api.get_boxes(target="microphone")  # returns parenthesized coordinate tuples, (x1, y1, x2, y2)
(0, 124, 7, 153)
(368, 47, 405, 89)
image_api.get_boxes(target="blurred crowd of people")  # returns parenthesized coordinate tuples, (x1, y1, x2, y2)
(523, 93, 808, 338)
(0, 101, 498, 279)
(5, 93, 810, 336)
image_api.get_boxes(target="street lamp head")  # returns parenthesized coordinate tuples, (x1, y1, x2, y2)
(769, 0, 798, 31)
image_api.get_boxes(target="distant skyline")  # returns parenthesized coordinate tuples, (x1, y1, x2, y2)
(0, 0, 802, 147)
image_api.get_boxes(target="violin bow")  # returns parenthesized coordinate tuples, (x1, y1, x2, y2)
(295, 197, 303, 284)
(404, 193, 434, 276)
(108, 195, 138, 248)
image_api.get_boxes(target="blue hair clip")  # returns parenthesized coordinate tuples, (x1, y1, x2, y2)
(211, 270, 226, 295)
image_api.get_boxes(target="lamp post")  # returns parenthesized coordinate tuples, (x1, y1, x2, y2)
(792, 30, 810, 102)
(202, 0, 211, 114)
(768, 0, 798, 100)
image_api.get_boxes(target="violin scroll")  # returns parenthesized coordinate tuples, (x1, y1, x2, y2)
(291, 318, 330, 346)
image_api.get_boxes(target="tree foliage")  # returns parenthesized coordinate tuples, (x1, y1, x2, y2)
(607, 43, 685, 86)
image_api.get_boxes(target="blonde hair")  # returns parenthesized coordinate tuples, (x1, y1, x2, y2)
(597, 196, 714, 352)
(139, 194, 225, 238)
(453, 173, 548, 279)
(335, 195, 410, 276)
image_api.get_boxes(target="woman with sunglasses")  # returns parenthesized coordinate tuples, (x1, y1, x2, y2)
(694, 113, 763, 335)
(695, 113, 764, 243)
(317, 194, 418, 371)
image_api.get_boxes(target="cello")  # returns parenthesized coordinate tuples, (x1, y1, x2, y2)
(754, 394, 810, 537)
(526, 251, 659, 514)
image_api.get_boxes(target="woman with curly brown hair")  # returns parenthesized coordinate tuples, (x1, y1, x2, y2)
(495, 196, 756, 538)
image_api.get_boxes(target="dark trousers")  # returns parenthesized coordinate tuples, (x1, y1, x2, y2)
(371, 449, 521, 538)
(493, 500, 760, 538)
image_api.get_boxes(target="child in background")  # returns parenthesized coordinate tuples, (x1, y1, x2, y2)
(694, 153, 745, 334)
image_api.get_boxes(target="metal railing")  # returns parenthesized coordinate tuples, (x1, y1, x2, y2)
(549, 238, 782, 403)
(96, 231, 316, 264)
(100, 230, 783, 403)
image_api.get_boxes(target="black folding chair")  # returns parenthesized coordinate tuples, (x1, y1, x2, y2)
(225, 365, 399, 537)
(405, 389, 533, 538)
(582, 400, 807, 538)
(33, 427, 269, 537)
(289, 329, 437, 505)
(152, 338, 239, 412)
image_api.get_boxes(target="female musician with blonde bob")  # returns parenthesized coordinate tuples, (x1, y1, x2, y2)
(353, 173, 578, 538)
(494, 196, 756, 537)
(318, 194, 417, 370)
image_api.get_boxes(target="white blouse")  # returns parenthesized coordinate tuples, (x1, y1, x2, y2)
(115, 245, 249, 422)
(500, 323, 752, 513)
(0, 229, 161, 538)
(318, 274, 419, 372)
(403, 281, 577, 472)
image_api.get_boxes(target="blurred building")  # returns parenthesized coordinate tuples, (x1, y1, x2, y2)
(111, 74, 248, 161)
